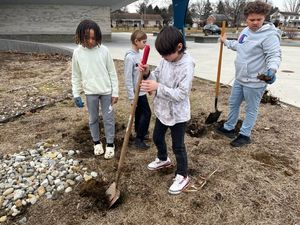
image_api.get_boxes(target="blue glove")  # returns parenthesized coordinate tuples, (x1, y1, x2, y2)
(74, 97, 84, 108)
(266, 69, 276, 84)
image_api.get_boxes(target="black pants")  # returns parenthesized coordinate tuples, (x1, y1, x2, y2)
(153, 118, 188, 177)
(135, 95, 151, 141)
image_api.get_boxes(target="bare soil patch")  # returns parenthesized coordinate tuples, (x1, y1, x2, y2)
(0, 52, 299, 225)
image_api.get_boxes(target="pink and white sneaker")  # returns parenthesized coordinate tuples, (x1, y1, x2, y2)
(147, 157, 172, 170)
(168, 174, 190, 195)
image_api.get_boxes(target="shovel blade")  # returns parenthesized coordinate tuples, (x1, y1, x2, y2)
(105, 182, 121, 208)
(205, 111, 222, 124)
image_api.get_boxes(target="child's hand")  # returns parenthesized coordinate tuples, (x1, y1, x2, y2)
(141, 80, 158, 92)
(111, 96, 118, 105)
(220, 33, 227, 43)
(138, 64, 150, 77)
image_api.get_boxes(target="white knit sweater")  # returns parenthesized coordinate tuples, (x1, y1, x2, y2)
(71, 45, 118, 98)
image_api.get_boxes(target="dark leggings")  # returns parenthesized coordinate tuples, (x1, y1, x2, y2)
(153, 118, 188, 177)
(135, 95, 151, 141)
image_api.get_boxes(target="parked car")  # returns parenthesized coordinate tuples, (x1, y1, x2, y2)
(203, 24, 221, 35)
(281, 30, 287, 37)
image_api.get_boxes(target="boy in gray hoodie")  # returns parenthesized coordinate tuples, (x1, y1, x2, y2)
(124, 30, 151, 150)
(217, 1, 281, 147)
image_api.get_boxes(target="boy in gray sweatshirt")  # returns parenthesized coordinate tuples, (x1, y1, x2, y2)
(217, 1, 281, 147)
(124, 30, 151, 150)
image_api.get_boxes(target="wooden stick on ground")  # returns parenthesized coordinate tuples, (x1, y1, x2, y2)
(183, 167, 219, 193)
(199, 167, 219, 189)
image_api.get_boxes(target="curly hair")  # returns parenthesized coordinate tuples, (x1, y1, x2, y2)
(243, 1, 271, 17)
(75, 19, 102, 45)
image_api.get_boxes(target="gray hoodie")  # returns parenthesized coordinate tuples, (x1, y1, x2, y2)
(224, 23, 281, 88)
(124, 49, 146, 100)
(149, 52, 195, 126)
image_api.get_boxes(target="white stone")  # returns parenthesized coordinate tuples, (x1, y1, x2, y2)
(65, 187, 72, 193)
(41, 179, 49, 187)
(83, 174, 92, 182)
(27, 196, 37, 205)
(57, 185, 65, 192)
(66, 179, 76, 186)
(18, 217, 27, 224)
(3, 188, 14, 196)
(91, 172, 98, 178)
(0, 216, 7, 222)
(68, 150, 75, 156)
(57, 153, 63, 159)
(14, 189, 25, 200)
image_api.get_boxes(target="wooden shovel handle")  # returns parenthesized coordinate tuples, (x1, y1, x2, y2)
(115, 45, 150, 185)
(115, 71, 143, 183)
(215, 21, 226, 97)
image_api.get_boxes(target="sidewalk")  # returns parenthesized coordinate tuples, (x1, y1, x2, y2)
(53, 32, 300, 108)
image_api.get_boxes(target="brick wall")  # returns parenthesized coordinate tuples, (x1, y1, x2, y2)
(0, 4, 112, 42)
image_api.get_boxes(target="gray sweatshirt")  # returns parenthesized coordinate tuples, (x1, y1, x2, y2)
(224, 23, 281, 88)
(149, 52, 195, 126)
(124, 49, 146, 100)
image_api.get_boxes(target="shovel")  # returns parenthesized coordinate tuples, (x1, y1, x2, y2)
(205, 21, 226, 124)
(106, 45, 151, 208)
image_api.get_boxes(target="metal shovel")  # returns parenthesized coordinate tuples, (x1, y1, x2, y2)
(106, 45, 150, 208)
(205, 21, 226, 124)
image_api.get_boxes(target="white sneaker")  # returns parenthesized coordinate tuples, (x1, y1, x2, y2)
(147, 157, 172, 170)
(168, 174, 190, 195)
(104, 145, 115, 159)
(94, 143, 104, 156)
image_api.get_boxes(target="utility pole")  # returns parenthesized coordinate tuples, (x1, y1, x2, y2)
(144, 4, 146, 28)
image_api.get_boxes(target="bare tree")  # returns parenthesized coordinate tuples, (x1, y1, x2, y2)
(216, 0, 226, 14)
(160, 4, 173, 25)
(135, 0, 150, 14)
(224, 0, 247, 28)
(203, 0, 213, 18)
(135, 0, 171, 13)
(189, 0, 206, 20)
(284, 0, 300, 13)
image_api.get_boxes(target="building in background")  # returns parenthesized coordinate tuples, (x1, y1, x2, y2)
(270, 11, 300, 28)
(111, 12, 163, 28)
(206, 14, 232, 27)
(0, 0, 136, 42)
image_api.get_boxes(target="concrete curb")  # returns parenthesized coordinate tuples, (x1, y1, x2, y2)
(0, 39, 73, 56)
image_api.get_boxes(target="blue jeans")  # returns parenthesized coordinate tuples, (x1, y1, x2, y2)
(224, 81, 266, 137)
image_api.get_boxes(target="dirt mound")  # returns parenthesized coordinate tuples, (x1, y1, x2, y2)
(79, 179, 110, 210)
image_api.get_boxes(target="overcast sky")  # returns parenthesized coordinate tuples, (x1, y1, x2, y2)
(126, 0, 285, 13)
